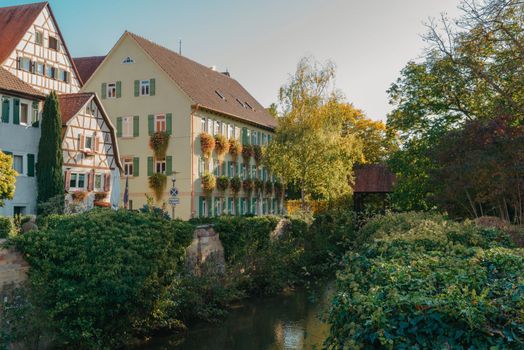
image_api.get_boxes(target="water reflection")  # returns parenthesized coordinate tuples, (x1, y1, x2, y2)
(137, 284, 332, 350)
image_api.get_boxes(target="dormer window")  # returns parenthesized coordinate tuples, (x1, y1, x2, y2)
(245, 101, 254, 110)
(48, 36, 59, 51)
(122, 56, 135, 64)
(236, 98, 245, 108)
(215, 90, 225, 100)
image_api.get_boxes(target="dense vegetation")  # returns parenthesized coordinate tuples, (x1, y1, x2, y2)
(326, 212, 524, 349)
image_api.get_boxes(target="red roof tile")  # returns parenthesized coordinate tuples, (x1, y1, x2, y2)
(353, 164, 396, 193)
(58, 93, 93, 125)
(0, 2, 47, 65)
(127, 32, 277, 130)
(0, 67, 44, 98)
(73, 56, 105, 83)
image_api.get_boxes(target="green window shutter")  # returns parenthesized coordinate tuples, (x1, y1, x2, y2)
(1, 98, 9, 123)
(134, 80, 139, 96)
(147, 156, 153, 176)
(133, 116, 139, 137)
(133, 157, 140, 177)
(227, 161, 232, 177)
(247, 198, 251, 214)
(257, 131, 261, 145)
(166, 156, 173, 175)
(27, 154, 35, 177)
(166, 113, 172, 135)
(116, 117, 122, 137)
(3, 151, 12, 156)
(101, 83, 107, 99)
(13, 99, 19, 125)
(148, 115, 154, 135)
(116, 81, 122, 98)
(228, 198, 233, 213)
(235, 198, 240, 215)
(150, 78, 156, 96)
(199, 197, 204, 217)
(241, 127, 247, 145)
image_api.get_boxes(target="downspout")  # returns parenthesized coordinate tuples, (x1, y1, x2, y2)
(190, 104, 201, 218)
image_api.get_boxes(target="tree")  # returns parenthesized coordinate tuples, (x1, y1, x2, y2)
(0, 150, 17, 207)
(267, 103, 279, 118)
(37, 91, 64, 212)
(387, 0, 524, 210)
(264, 57, 363, 204)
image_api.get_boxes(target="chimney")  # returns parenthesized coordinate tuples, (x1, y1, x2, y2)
(221, 71, 230, 77)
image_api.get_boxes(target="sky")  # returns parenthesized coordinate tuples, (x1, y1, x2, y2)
(6, 0, 464, 121)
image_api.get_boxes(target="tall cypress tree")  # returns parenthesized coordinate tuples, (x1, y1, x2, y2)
(37, 91, 64, 211)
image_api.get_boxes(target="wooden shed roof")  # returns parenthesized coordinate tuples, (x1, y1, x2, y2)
(353, 164, 396, 193)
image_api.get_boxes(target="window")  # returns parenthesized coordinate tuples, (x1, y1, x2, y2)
(94, 174, 103, 191)
(221, 122, 227, 136)
(13, 155, 23, 174)
(241, 164, 247, 179)
(140, 80, 150, 96)
(69, 172, 86, 189)
(155, 115, 166, 132)
(236, 98, 245, 108)
(198, 157, 205, 176)
(20, 103, 28, 125)
(35, 31, 43, 46)
(251, 165, 257, 178)
(32, 103, 39, 124)
(207, 119, 214, 134)
(155, 158, 166, 174)
(200, 117, 206, 132)
(229, 162, 235, 176)
(122, 116, 133, 137)
(46, 65, 55, 79)
(48, 36, 59, 50)
(215, 90, 225, 100)
(214, 121, 220, 135)
(123, 158, 134, 176)
(252, 130, 258, 145)
(245, 101, 254, 110)
(229, 124, 235, 139)
(85, 136, 93, 150)
(262, 133, 267, 145)
(122, 56, 134, 64)
(59, 70, 68, 82)
(19, 57, 31, 72)
(36, 62, 44, 76)
(213, 159, 219, 176)
(246, 130, 251, 144)
(107, 83, 116, 98)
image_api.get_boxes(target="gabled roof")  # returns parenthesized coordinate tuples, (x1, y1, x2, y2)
(353, 164, 396, 193)
(58, 92, 122, 171)
(0, 2, 46, 65)
(0, 67, 45, 99)
(126, 32, 276, 130)
(0, 2, 83, 86)
(74, 56, 105, 83)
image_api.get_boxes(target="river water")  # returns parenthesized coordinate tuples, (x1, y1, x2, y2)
(137, 284, 332, 350)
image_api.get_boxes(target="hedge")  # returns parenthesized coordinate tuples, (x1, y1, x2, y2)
(326, 212, 524, 349)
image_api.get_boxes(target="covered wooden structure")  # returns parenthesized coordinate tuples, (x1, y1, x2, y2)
(353, 164, 396, 213)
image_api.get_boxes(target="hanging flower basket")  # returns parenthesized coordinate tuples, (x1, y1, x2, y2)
(148, 173, 167, 201)
(230, 176, 242, 196)
(264, 181, 273, 196)
(215, 134, 230, 160)
(94, 192, 109, 202)
(242, 144, 254, 164)
(254, 179, 264, 194)
(94, 201, 111, 208)
(149, 131, 170, 158)
(201, 172, 216, 195)
(253, 145, 263, 166)
(242, 179, 254, 195)
(200, 132, 215, 159)
(216, 176, 230, 193)
(71, 191, 88, 202)
(229, 139, 242, 162)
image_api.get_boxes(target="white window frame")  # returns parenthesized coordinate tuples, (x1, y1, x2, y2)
(140, 80, 150, 96)
(214, 120, 220, 136)
(12, 154, 25, 176)
(198, 157, 205, 176)
(155, 158, 166, 174)
(20, 57, 31, 72)
(155, 114, 166, 132)
(107, 83, 116, 99)
(84, 135, 93, 150)
(123, 158, 134, 176)
(207, 119, 213, 134)
(200, 117, 206, 133)
(36, 62, 44, 76)
(94, 173, 104, 191)
(19, 103, 29, 125)
(69, 172, 86, 190)
(228, 124, 235, 139)
(122, 116, 133, 137)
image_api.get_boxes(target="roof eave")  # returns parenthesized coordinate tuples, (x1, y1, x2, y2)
(0, 87, 45, 100)
(192, 104, 276, 132)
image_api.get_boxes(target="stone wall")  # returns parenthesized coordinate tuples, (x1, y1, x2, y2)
(186, 225, 225, 275)
(0, 239, 28, 293)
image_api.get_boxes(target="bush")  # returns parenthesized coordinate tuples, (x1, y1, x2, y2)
(326, 212, 524, 349)
(0, 216, 13, 238)
(12, 209, 194, 350)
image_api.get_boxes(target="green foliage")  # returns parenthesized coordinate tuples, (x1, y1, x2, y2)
(241, 144, 253, 164)
(0, 150, 17, 207)
(214, 134, 229, 159)
(37, 91, 64, 212)
(199, 132, 215, 159)
(0, 216, 13, 238)
(148, 172, 167, 201)
(242, 178, 254, 195)
(253, 145, 263, 166)
(12, 209, 194, 350)
(149, 131, 170, 158)
(326, 212, 524, 349)
(254, 178, 264, 195)
(201, 172, 216, 195)
(216, 175, 230, 193)
(228, 139, 242, 162)
(230, 176, 241, 196)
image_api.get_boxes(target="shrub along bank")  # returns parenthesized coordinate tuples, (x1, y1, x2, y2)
(2, 210, 352, 350)
(326, 212, 524, 349)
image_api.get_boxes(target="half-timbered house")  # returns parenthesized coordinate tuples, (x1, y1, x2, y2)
(59, 93, 122, 210)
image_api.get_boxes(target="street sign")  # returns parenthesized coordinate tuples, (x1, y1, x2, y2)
(170, 187, 179, 197)
(168, 197, 180, 205)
